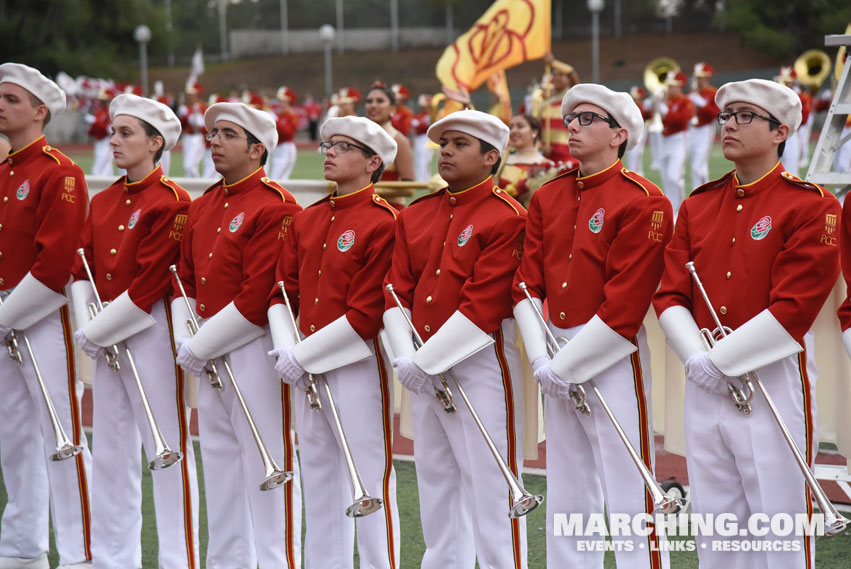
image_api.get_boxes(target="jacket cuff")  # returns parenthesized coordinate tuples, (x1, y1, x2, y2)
(0, 272, 68, 330)
(412, 310, 494, 375)
(71, 280, 96, 330)
(382, 307, 416, 360)
(267, 304, 298, 350)
(843, 328, 851, 361)
(658, 305, 706, 364)
(550, 314, 637, 383)
(170, 297, 195, 340)
(82, 290, 156, 347)
(513, 298, 548, 363)
(707, 309, 802, 377)
(292, 314, 372, 374)
(188, 301, 265, 360)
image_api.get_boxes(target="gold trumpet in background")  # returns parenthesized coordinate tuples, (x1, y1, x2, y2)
(795, 49, 832, 90)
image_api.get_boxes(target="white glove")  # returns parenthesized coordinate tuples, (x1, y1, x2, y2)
(74, 329, 103, 359)
(176, 342, 207, 377)
(268, 347, 306, 387)
(532, 356, 572, 399)
(173, 334, 190, 352)
(685, 352, 728, 394)
(392, 356, 437, 394)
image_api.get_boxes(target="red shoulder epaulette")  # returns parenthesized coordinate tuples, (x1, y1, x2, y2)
(780, 171, 826, 197)
(620, 168, 661, 197)
(159, 176, 190, 201)
(42, 145, 75, 166)
(689, 170, 736, 197)
(260, 176, 298, 204)
(370, 193, 398, 219)
(491, 186, 524, 215)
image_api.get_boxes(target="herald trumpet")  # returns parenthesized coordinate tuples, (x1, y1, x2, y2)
(517, 282, 681, 515)
(170, 265, 292, 491)
(77, 249, 182, 469)
(0, 294, 83, 461)
(685, 261, 848, 535)
(385, 283, 542, 517)
(277, 280, 383, 517)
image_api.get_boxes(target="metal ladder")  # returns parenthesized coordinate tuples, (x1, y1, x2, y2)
(806, 34, 851, 198)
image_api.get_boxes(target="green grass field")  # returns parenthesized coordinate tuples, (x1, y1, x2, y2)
(2, 441, 849, 568)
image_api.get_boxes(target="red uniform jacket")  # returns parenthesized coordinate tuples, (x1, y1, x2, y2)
(0, 136, 88, 291)
(694, 86, 720, 128)
(272, 184, 396, 339)
(513, 161, 673, 336)
(391, 104, 414, 137)
(73, 166, 190, 310)
(384, 177, 526, 340)
(662, 93, 695, 137)
(653, 164, 840, 343)
(836, 198, 851, 331)
(88, 107, 111, 140)
(541, 96, 577, 167)
(174, 169, 301, 325)
(411, 111, 431, 136)
(275, 109, 299, 144)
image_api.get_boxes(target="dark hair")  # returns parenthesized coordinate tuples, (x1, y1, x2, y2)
(766, 113, 786, 158)
(479, 138, 502, 175)
(245, 129, 269, 165)
(367, 83, 396, 106)
(605, 113, 628, 158)
(137, 117, 165, 164)
(357, 145, 385, 183)
(515, 114, 543, 142)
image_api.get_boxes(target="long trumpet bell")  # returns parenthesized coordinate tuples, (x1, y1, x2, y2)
(170, 265, 292, 491)
(517, 282, 681, 515)
(276, 281, 383, 517)
(77, 249, 183, 470)
(643, 57, 681, 95)
(685, 261, 849, 536)
(385, 283, 543, 518)
(0, 294, 83, 461)
(795, 49, 832, 89)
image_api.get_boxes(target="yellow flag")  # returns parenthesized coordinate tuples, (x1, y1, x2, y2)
(436, 0, 551, 92)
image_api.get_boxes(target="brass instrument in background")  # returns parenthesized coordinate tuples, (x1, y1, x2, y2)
(795, 49, 832, 90)
(644, 57, 681, 134)
(836, 25, 849, 84)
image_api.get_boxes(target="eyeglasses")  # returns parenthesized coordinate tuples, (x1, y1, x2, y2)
(206, 129, 247, 143)
(563, 111, 615, 128)
(716, 110, 780, 126)
(319, 140, 373, 155)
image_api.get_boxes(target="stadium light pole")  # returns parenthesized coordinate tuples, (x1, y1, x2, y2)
(390, 0, 399, 52)
(134, 25, 152, 96)
(588, 0, 603, 84)
(319, 25, 336, 100)
(218, 0, 229, 62)
(335, 0, 344, 54)
(280, 0, 289, 55)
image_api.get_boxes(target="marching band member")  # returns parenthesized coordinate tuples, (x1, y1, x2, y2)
(653, 79, 839, 568)
(87, 90, 114, 177)
(499, 113, 556, 206)
(269, 86, 299, 181)
(411, 94, 434, 182)
(657, 70, 694, 216)
(172, 101, 303, 568)
(0, 63, 92, 569)
(625, 86, 652, 176)
(688, 62, 719, 188)
(383, 110, 529, 568)
(269, 115, 400, 569)
(517, 84, 672, 568)
(390, 83, 414, 137)
(365, 82, 414, 182)
(540, 53, 580, 169)
(71, 94, 199, 569)
(177, 83, 205, 178)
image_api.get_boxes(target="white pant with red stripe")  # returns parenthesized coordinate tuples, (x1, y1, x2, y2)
(659, 131, 688, 217)
(685, 332, 817, 569)
(689, 123, 716, 189)
(544, 322, 669, 569)
(181, 134, 204, 178)
(270, 142, 297, 182)
(197, 332, 302, 569)
(412, 319, 527, 569)
(296, 340, 400, 569)
(89, 301, 199, 569)
(0, 307, 92, 566)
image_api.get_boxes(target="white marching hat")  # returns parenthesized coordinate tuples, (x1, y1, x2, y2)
(561, 84, 645, 150)
(110, 94, 182, 151)
(0, 63, 66, 117)
(715, 78, 802, 133)
(427, 109, 509, 153)
(204, 102, 278, 152)
(320, 116, 398, 167)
